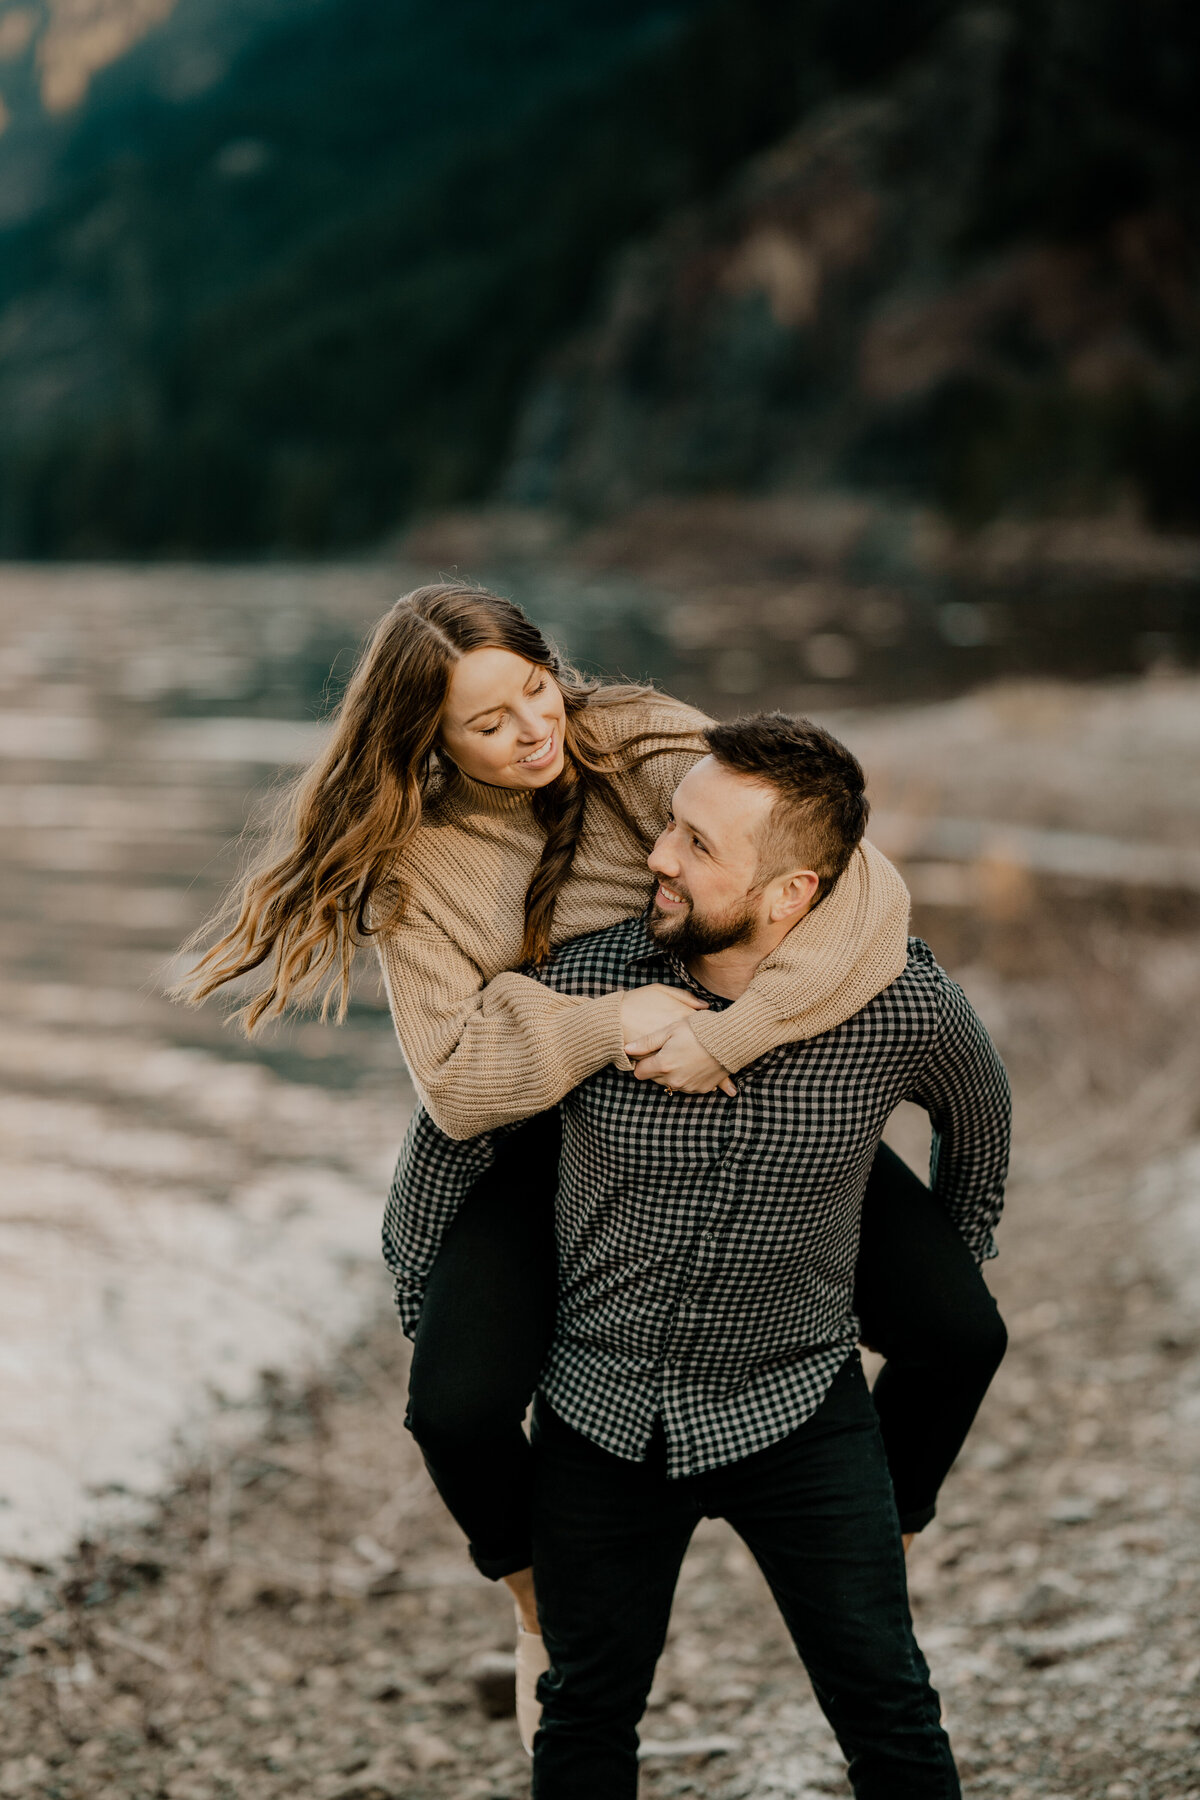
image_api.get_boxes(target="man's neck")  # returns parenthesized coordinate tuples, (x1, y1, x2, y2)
(687, 922, 797, 1001)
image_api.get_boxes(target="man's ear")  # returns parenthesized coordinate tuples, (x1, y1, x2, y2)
(770, 870, 820, 922)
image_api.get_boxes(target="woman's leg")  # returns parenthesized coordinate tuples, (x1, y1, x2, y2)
(406, 1110, 561, 1589)
(854, 1142, 1008, 1536)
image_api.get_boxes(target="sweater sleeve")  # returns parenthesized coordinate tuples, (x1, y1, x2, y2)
(375, 918, 632, 1140)
(686, 839, 912, 1073)
(592, 690, 711, 826)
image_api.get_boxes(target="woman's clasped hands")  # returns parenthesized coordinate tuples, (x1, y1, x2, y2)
(618, 984, 737, 1097)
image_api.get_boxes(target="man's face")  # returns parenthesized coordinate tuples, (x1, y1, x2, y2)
(646, 758, 778, 960)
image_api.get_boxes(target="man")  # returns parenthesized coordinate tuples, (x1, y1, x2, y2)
(387, 713, 1010, 1798)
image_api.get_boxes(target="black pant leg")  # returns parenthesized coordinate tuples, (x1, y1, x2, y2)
(855, 1142, 1008, 1532)
(530, 1370, 959, 1800)
(406, 1111, 561, 1578)
(530, 1403, 697, 1800)
(715, 1357, 959, 1799)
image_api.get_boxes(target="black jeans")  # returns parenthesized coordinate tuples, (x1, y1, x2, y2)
(531, 1358, 960, 1799)
(406, 1113, 1006, 1576)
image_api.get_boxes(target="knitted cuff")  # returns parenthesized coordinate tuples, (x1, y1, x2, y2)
(555, 986, 632, 1082)
(687, 990, 777, 1076)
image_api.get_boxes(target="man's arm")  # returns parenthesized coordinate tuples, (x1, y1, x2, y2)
(905, 969, 1012, 1264)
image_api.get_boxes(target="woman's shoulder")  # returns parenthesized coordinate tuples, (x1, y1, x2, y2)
(372, 772, 484, 922)
(584, 685, 711, 754)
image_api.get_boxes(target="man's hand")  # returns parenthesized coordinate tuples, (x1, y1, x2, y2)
(625, 1019, 737, 1097)
(619, 983, 708, 1046)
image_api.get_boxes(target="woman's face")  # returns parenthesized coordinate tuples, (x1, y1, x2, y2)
(440, 648, 567, 789)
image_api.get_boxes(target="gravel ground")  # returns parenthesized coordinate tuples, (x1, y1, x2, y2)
(2, 883, 1198, 1800)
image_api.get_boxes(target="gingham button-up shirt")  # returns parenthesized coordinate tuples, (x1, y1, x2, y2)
(384, 917, 1010, 1478)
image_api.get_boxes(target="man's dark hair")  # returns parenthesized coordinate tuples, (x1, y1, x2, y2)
(702, 712, 868, 901)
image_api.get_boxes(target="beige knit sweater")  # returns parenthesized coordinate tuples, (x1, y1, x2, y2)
(375, 693, 910, 1140)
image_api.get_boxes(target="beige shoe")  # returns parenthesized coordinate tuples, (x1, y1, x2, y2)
(515, 1626, 550, 1756)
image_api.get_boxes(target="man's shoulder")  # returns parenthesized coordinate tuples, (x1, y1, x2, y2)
(858, 936, 992, 1052)
(533, 914, 650, 996)
(871, 936, 954, 1014)
(897, 935, 941, 987)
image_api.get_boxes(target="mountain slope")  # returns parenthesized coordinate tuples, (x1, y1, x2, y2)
(501, 1, 1200, 533)
(0, 0, 947, 554)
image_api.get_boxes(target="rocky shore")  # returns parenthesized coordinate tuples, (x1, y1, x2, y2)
(3, 865, 1198, 1800)
(2, 562, 1197, 1797)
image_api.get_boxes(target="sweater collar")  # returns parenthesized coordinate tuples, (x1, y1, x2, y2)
(436, 758, 538, 819)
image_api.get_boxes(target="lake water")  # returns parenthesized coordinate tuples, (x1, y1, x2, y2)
(0, 564, 419, 1599)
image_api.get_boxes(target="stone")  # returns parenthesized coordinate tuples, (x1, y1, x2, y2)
(403, 1727, 457, 1771)
(469, 1649, 517, 1719)
(324, 1776, 395, 1800)
(637, 1736, 741, 1760)
(257, 1647, 300, 1685)
(1015, 1575, 1081, 1625)
(1046, 1496, 1097, 1525)
(1, 1760, 49, 1798)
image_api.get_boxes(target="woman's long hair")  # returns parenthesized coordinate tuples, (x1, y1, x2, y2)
(176, 582, 691, 1030)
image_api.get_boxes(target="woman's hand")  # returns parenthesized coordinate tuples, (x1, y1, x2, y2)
(619, 983, 708, 1047)
(626, 1019, 737, 1098)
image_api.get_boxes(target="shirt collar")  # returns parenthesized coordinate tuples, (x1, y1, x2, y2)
(623, 912, 729, 1007)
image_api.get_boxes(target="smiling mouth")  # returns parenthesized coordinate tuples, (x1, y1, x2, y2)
(517, 731, 557, 768)
(655, 881, 688, 907)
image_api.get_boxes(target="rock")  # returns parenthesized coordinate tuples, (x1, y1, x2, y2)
(468, 1649, 516, 1719)
(403, 1726, 457, 1771)
(1015, 1574, 1082, 1625)
(223, 1566, 306, 1611)
(1017, 1613, 1133, 1668)
(0, 1758, 48, 1798)
(322, 1775, 395, 1800)
(1046, 1496, 1097, 1525)
(257, 1647, 300, 1685)
(368, 1676, 412, 1703)
(365, 1569, 407, 1597)
(637, 1735, 741, 1760)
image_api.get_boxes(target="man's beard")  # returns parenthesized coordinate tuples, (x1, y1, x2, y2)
(648, 885, 759, 962)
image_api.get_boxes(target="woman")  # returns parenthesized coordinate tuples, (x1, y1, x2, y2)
(181, 583, 1006, 1747)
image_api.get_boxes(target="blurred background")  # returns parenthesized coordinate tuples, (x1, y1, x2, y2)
(0, 6, 1198, 1799)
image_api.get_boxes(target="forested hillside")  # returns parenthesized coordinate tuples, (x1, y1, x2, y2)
(0, 1, 1196, 555)
(0, 0, 942, 553)
(504, 3, 1200, 534)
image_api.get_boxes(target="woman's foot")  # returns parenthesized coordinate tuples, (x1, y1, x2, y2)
(503, 1567, 547, 1755)
(515, 1625, 550, 1756)
(503, 1564, 540, 1633)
